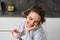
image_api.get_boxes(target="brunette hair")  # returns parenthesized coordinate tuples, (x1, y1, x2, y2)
(24, 4, 45, 23)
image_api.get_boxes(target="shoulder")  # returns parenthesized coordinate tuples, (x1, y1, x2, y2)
(32, 25, 46, 40)
(32, 25, 45, 36)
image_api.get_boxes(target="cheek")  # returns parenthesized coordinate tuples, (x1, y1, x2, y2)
(26, 19, 31, 26)
(26, 19, 30, 24)
(26, 19, 33, 28)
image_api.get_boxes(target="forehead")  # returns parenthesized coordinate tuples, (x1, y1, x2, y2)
(28, 11, 41, 21)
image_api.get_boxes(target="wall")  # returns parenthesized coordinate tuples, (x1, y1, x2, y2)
(0, 17, 25, 40)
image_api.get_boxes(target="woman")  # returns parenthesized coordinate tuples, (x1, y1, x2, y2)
(11, 4, 46, 40)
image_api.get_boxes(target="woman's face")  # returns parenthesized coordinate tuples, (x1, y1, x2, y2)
(26, 11, 41, 28)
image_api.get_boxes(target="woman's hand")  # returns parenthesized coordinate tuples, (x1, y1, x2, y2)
(26, 25, 39, 34)
(11, 29, 22, 39)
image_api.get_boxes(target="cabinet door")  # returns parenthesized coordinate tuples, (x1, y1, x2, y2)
(0, 17, 25, 40)
(46, 18, 60, 40)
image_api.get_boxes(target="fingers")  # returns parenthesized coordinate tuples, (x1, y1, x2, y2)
(11, 29, 22, 36)
(34, 25, 39, 29)
(26, 25, 39, 32)
(30, 25, 38, 30)
(14, 29, 20, 33)
(11, 29, 22, 39)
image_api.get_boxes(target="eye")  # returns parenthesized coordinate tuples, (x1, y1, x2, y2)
(29, 17, 33, 20)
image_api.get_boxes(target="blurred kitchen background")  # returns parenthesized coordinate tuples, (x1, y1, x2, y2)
(0, 0, 60, 17)
(0, 0, 60, 40)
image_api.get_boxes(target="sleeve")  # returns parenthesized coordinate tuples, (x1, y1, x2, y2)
(20, 25, 46, 40)
(21, 29, 44, 40)
(21, 32, 33, 40)
(18, 22, 25, 40)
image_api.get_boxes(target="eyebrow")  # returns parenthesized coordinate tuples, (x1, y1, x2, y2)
(29, 16, 40, 22)
(29, 16, 33, 19)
